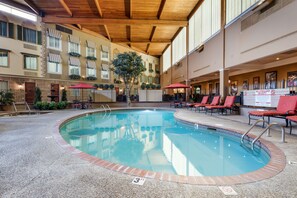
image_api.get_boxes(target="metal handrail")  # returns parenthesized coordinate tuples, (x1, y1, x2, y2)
(100, 104, 106, 112)
(251, 122, 285, 150)
(241, 119, 268, 144)
(104, 104, 111, 112)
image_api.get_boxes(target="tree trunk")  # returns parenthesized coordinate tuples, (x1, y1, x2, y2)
(125, 84, 131, 107)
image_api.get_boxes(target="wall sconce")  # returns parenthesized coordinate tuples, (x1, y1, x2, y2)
(18, 84, 24, 90)
(60, 85, 65, 90)
(228, 80, 231, 84)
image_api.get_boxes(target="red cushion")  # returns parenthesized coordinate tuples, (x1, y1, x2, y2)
(276, 96, 297, 112)
(287, 116, 297, 122)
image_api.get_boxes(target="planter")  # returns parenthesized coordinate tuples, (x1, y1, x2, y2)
(69, 74, 81, 80)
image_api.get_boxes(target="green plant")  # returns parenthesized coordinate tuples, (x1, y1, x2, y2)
(145, 84, 150, 89)
(33, 87, 42, 104)
(41, 101, 49, 110)
(93, 84, 99, 89)
(156, 84, 161, 89)
(98, 84, 104, 89)
(151, 84, 156, 89)
(61, 89, 67, 102)
(48, 101, 57, 110)
(141, 83, 146, 90)
(69, 74, 81, 80)
(57, 101, 68, 109)
(68, 52, 81, 57)
(109, 84, 114, 89)
(0, 90, 14, 105)
(149, 69, 154, 73)
(155, 70, 160, 74)
(34, 101, 43, 110)
(86, 76, 97, 81)
(104, 84, 109, 90)
(86, 56, 97, 61)
(112, 51, 146, 106)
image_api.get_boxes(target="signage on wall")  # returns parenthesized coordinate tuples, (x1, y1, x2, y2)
(243, 88, 290, 107)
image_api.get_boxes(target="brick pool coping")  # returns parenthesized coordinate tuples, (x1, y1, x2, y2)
(53, 108, 286, 185)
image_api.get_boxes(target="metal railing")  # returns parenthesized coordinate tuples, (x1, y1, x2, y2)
(241, 119, 286, 150)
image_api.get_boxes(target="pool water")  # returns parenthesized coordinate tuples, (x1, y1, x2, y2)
(60, 110, 270, 176)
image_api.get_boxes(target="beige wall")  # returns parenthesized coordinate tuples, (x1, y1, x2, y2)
(45, 24, 112, 83)
(0, 13, 42, 77)
(225, 0, 297, 68)
(188, 31, 224, 79)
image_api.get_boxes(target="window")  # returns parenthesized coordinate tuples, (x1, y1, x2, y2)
(71, 89, 80, 97)
(87, 47, 96, 57)
(188, 0, 221, 52)
(172, 27, 186, 64)
(87, 68, 96, 77)
(101, 64, 109, 79)
(101, 45, 109, 61)
(162, 45, 171, 72)
(101, 51, 109, 61)
(226, 0, 258, 24)
(23, 27, 37, 43)
(0, 81, 8, 92)
(68, 35, 80, 54)
(48, 62, 61, 74)
(17, 25, 41, 44)
(0, 21, 7, 37)
(24, 55, 37, 70)
(69, 57, 80, 75)
(0, 51, 8, 67)
(69, 42, 80, 53)
(48, 36, 61, 50)
(69, 65, 80, 75)
(87, 61, 96, 77)
(47, 53, 62, 74)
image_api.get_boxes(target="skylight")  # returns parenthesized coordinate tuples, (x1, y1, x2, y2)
(0, 3, 37, 22)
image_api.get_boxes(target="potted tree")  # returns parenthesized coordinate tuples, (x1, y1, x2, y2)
(112, 52, 146, 106)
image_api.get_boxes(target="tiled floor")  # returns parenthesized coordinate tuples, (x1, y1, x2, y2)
(1, 108, 297, 197)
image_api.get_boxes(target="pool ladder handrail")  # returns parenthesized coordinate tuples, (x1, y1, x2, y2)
(100, 104, 111, 113)
(241, 119, 286, 150)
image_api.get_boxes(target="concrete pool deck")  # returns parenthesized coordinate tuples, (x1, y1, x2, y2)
(1, 108, 297, 197)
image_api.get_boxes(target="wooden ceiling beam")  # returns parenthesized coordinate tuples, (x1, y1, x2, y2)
(188, 0, 204, 20)
(104, 25, 111, 40)
(157, 0, 167, 19)
(150, 26, 157, 41)
(42, 16, 188, 26)
(94, 0, 103, 17)
(126, 25, 131, 41)
(112, 39, 171, 44)
(130, 0, 133, 18)
(146, 43, 150, 53)
(23, 0, 40, 15)
(59, 0, 72, 16)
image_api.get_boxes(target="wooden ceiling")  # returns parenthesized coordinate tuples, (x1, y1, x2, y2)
(12, 0, 203, 57)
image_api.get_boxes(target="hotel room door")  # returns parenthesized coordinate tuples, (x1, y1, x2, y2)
(25, 82, 36, 104)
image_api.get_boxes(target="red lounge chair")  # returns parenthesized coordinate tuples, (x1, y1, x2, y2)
(205, 96, 236, 115)
(186, 96, 209, 110)
(195, 96, 220, 112)
(249, 96, 297, 127)
(287, 116, 297, 134)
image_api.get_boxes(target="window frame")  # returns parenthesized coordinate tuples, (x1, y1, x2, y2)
(47, 35, 62, 51)
(69, 65, 81, 75)
(86, 47, 96, 58)
(68, 42, 80, 54)
(101, 50, 109, 61)
(47, 61, 62, 74)
(0, 21, 8, 37)
(0, 50, 9, 67)
(23, 54, 38, 70)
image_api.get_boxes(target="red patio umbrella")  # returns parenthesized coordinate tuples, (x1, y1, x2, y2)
(69, 83, 96, 102)
(164, 83, 191, 89)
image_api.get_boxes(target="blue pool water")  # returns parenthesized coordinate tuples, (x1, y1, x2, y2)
(60, 110, 270, 176)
